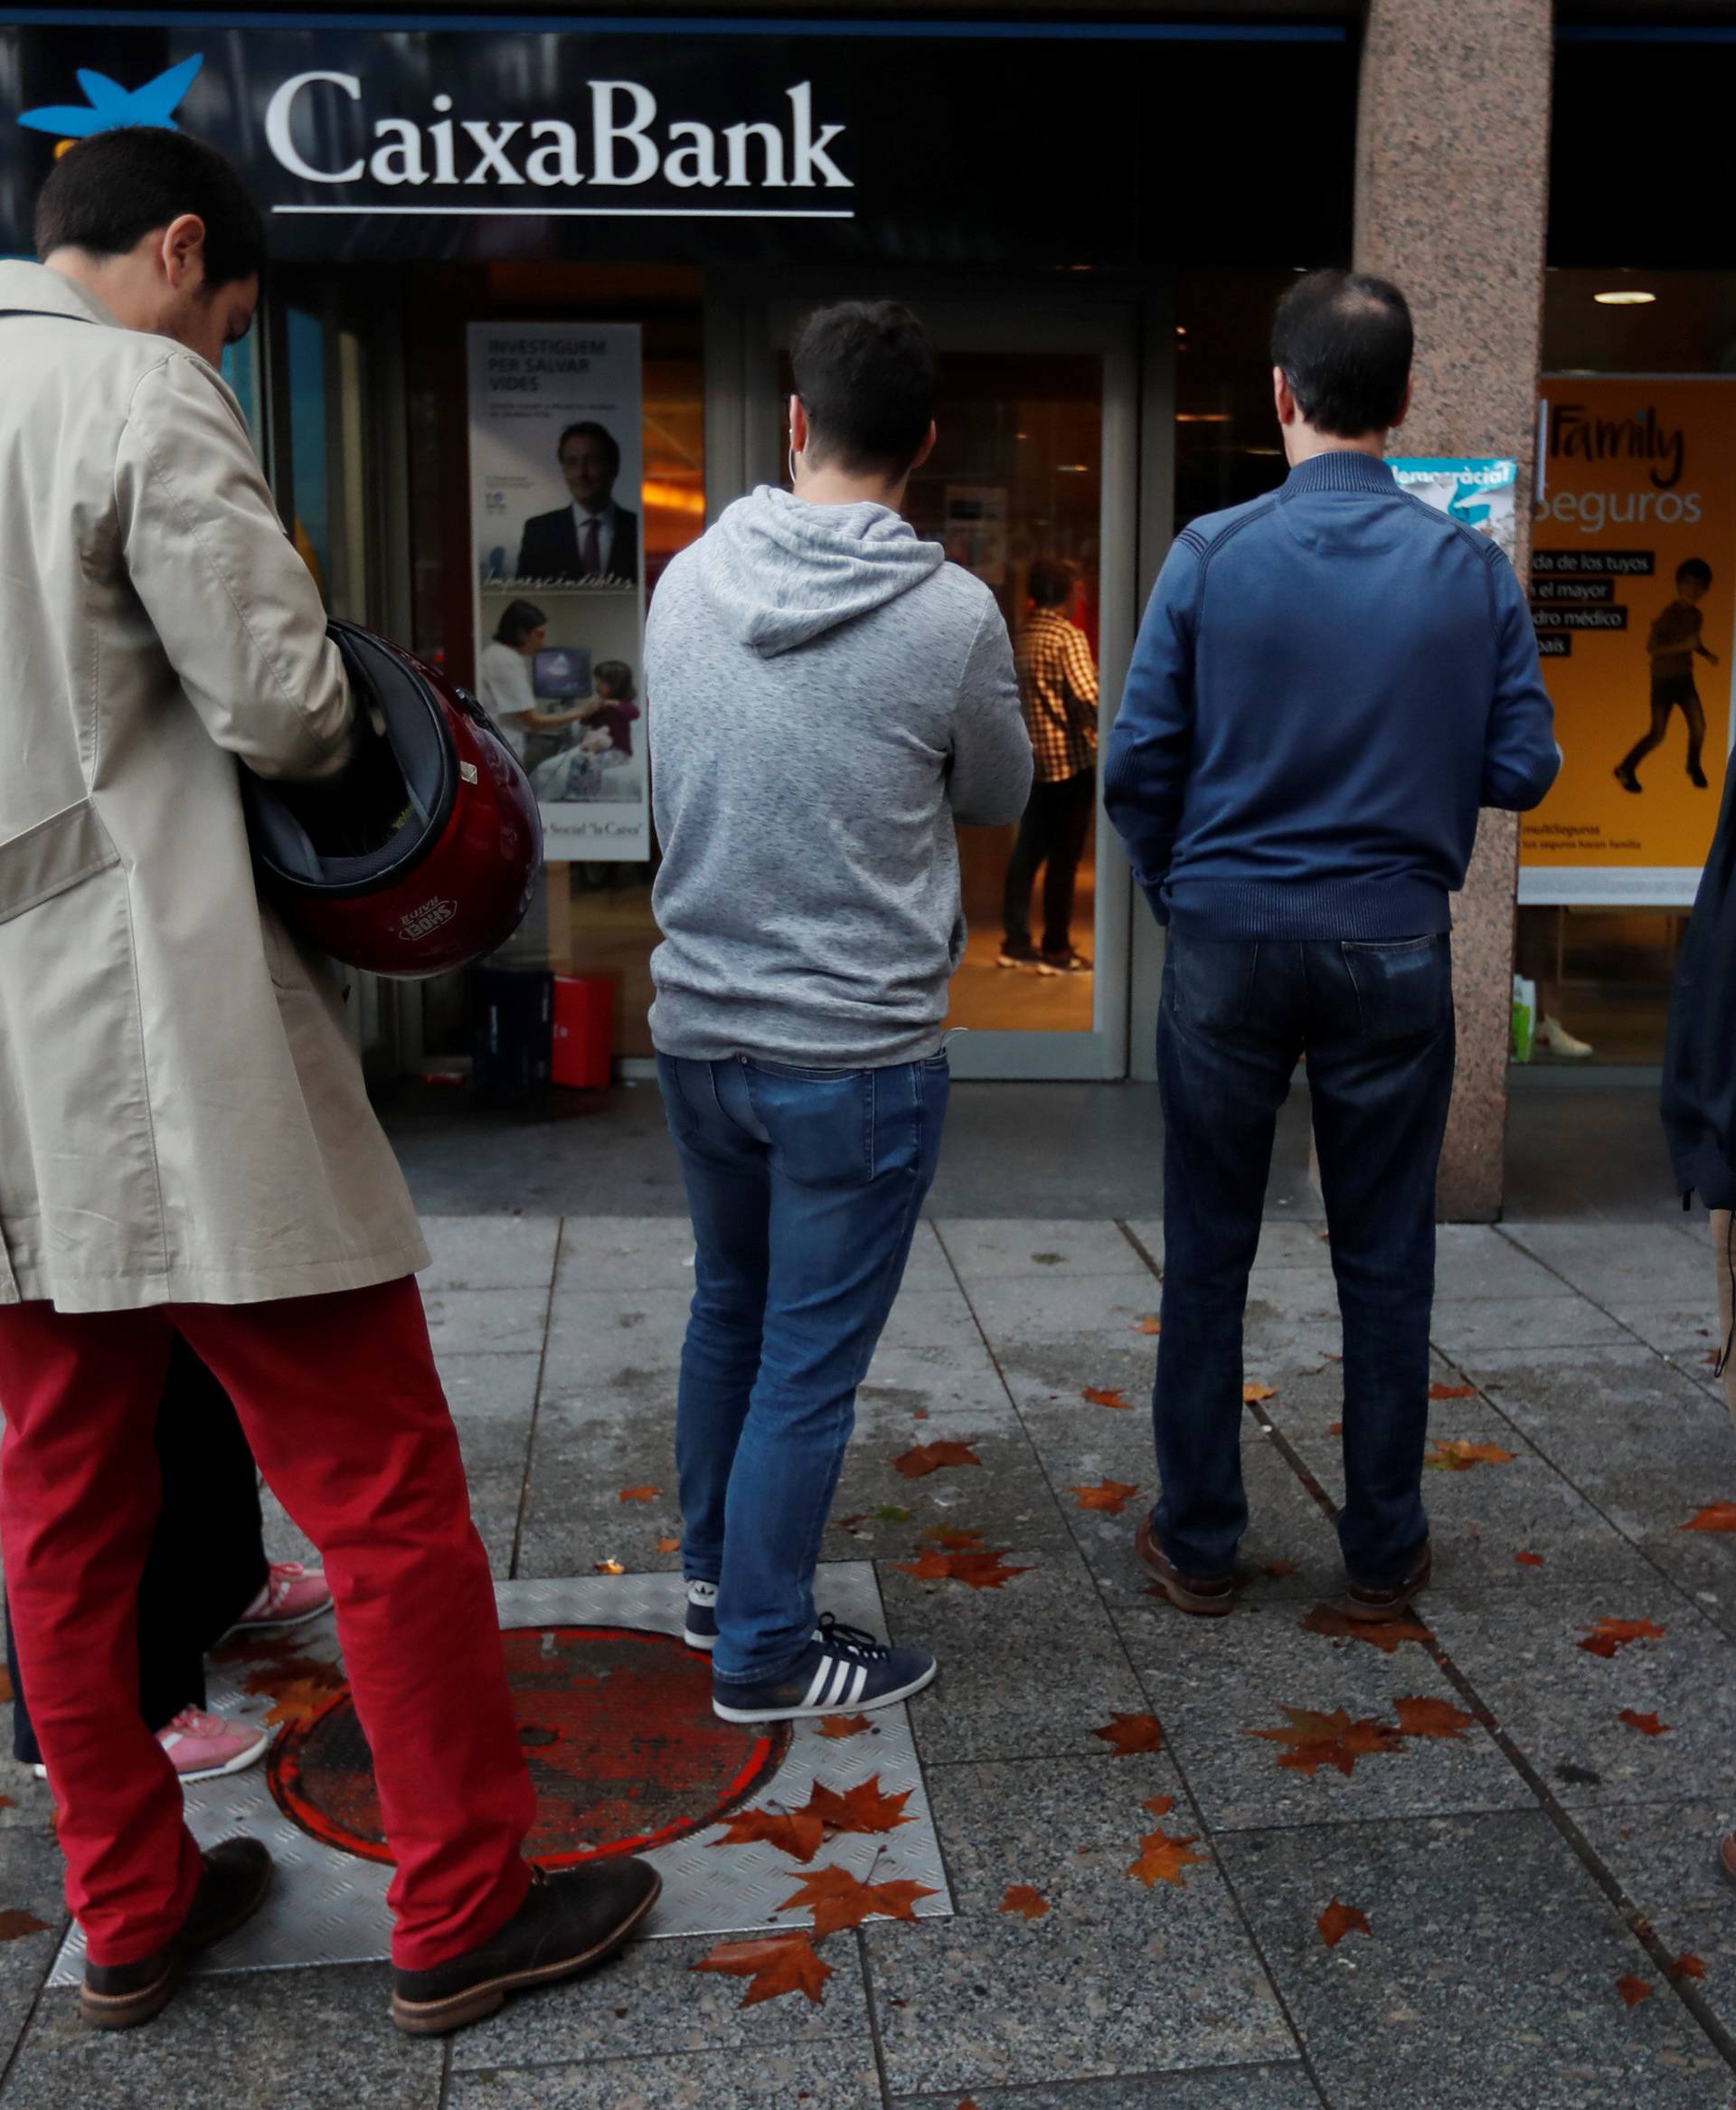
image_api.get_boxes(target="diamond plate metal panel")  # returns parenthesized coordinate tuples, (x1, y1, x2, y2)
(49, 1562, 948, 1984)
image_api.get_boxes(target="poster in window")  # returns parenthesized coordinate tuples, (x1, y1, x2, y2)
(467, 323, 647, 863)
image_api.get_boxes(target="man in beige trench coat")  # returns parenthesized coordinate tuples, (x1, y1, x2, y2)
(0, 127, 657, 2036)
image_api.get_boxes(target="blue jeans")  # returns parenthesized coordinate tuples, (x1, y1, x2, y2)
(1153, 932, 1456, 1588)
(656, 1052, 949, 1682)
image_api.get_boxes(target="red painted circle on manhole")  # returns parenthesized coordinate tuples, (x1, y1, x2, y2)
(268, 1625, 789, 1867)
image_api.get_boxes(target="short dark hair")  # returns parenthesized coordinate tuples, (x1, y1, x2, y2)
(558, 421, 620, 474)
(592, 659, 637, 703)
(1679, 557, 1713, 590)
(1270, 270, 1414, 439)
(34, 127, 264, 289)
(494, 599, 547, 648)
(1027, 557, 1074, 609)
(791, 299, 937, 477)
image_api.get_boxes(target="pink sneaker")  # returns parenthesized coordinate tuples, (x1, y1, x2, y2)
(232, 1561, 332, 1634)
(156, 1708, 269, 1783)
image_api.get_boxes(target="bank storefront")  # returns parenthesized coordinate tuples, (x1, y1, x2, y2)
(1, 8, 1359, 1087)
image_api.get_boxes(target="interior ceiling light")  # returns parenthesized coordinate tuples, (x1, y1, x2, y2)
(1176, 413, 1231, 425)
(1593, 289, 1656, 306)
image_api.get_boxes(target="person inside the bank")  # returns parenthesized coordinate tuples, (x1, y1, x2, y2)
(0, 124, 658, 2039)
(515, 418, 641, 585)
(476, 597, 596, 760)
(1615, 555, 1719, 793)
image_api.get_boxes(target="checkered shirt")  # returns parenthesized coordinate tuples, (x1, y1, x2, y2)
(1016, 609, 1100, 783)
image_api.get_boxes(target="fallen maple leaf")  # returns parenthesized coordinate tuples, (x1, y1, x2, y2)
(1669, 1953, 1707, 1982)
(778, 1865, 936, 1937)
(0, 1911, 48, 1942)
(1135, 1317, 1163, 1336)
(1515, 1550, 1544, 1568)
(999, 1884, 1050, 1922)
(1300, 1604, 1432, 1654)
(797, 1776, 914, 1838)
(895, 1547, 1032, 1590)
(1093, 1712, 1165, 1756)
(1247, 1706, 1404, 1778)
(928, 1526, 985, 1550)
(1425, 1439, 1516, 1471)
(1392, 1695, 1476, 1741)
(656, 1535, 682, 1554)
(1317, 1897, 1371, 1948)
(1429, 1383, 1477, 1399)
(815, 1714, 873, 1741)
(1143, 1794, 1175, 1817)
(892, 1440, 981, 1480)
(693, 1933, 833, 2008)
(1083, 1386, 1133, 1410)
(1072, 1479, 1140, 1515)
(618, 1485, 660, 1502)
(1263, 1557, 1300, 1578)
(1579, 1617, 1666, 1660)
(708, 1807, 826, 1863)
(1127, 1826, 1209, 1889)
(594, 1559, 626, 1575)
(1328, 1420, 1344, 1435)
(1616, 1708, 1672, 1736)
(1617, 1973, 1653, 2009)
(1681, 1502, 1736, 1533)
(1243, 1382, 1278, 1403)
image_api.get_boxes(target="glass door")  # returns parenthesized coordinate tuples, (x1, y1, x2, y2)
(747, 298, 1138, 1080)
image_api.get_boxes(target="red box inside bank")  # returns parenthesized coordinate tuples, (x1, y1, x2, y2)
(552, 976, 614, 1091)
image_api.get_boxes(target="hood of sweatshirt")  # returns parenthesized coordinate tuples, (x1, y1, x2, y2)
(693, 485, 947, 657)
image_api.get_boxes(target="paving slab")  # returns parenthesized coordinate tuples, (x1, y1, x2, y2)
(958, 1269, 1167, 1350)
(1574, 1796, 1736, 2044)
(858, 1338, 1026, 1427)
(935, 1220, 1152, 1284)
(1428, 1294, 1633, 1359)
(876, 1285, 991, 1353)
(447, 2042, 883, 2109)
(514, 1402, 683, 1580)
(1435, 1225, 1578, 1301)
(894, 2070, 1322, 2110)
(1116, 1597, 1532, 1831)
(0, 1816, 68, 2077)
(1124, 1220, 1341, 1273)
(825, 1425, 1076, 1571)
(420, 1286, 552, 1358)
(552, 1216, 700, 1294)
(866, 1754, 1295, 2097)
(540, 1288, 694, 1409)
(1502, 1223, 1714, 1310)
(1218, 1810, 1730, 2108)
(420, 1213, 561, 1293)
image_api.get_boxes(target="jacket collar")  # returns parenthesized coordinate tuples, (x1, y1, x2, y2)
(0, 260, 122, 328)
(1279, 449, 1398, 498)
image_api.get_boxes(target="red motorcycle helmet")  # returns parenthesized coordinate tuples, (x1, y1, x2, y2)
(242, 620, 542, 979)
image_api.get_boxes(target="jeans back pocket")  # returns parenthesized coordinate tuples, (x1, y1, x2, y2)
(1340, 935, 1449, 1042)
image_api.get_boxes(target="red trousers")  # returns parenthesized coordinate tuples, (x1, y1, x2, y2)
(0, 1278, 534, 1968)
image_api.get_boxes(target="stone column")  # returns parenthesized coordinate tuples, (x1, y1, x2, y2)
(1354, 0, 1554, 1221)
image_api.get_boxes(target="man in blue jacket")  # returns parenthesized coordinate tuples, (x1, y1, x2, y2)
(1105, 270, 1560, 1624)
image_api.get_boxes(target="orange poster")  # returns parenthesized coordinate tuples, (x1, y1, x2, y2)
(1524, 377, 1736, 905)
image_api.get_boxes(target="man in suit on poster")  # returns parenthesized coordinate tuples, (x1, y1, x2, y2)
(516, 419, 640, 583)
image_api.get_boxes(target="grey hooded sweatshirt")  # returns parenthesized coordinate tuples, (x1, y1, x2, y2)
(646, 486, 1033, 1067)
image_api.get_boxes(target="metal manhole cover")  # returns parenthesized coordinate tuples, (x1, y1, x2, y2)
(269, 1624, 790, 1867)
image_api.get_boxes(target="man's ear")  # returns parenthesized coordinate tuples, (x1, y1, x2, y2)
(910, 420, 938, 474)
(788, 393, 810, 458)
(1272, 364, 1297, 428)
(158, 213, 207, 290)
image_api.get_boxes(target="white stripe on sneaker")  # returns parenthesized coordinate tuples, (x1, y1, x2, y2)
(844, 1662, 868, 1707)
(801, 1658, 835, 1709)
(820, 1658, 851, 1709)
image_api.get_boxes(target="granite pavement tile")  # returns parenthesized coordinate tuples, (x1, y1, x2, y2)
(1, 1968, 441, 2110)
(825, 1424, 1076, 1569)
(1116, 1596, 1531, 1831)
(444, 2042, 882, 2110)
(1574, 1796, 1736, 2042)
(858, 1338, 1027, 1427)
(420, 1213, 561, 1292)
(1219, 1810, 1731, 2108)
(420, 1285, 552, 1358)
(1433, 1225, 1577, 1301)
(514, 1406, 684, 1578)
(901, 1219, 964, 1294)
(958, 1268, 1167, 1351)
(1123, 1219, 1339, 1272)
(1455, 1344, 1736, 1477)
(1424, 1580, 1736, 1809)
(867, 1755, 1293, 2096)
(448, 1930, 870, 2070)
(541, 1287, 693, 1407)
(935, 1219, 1152, 1284)
(876, 1284, 992, 1353)
(1600, 1301, 1724, 1380)
(0, 1818, 66, 2077)
(893, 2070, 1322, 2110)
(1428, 1294, 1632, 1359)
(1502, 1222, 1715, 1310)
(552, 1216, 699, 1294)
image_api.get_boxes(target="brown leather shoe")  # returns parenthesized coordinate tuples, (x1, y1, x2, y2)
(1135, 1515, 1235, 1617)
(1342, 1541, 1433, 1623)
(392, 1858, 661, 2036)
(81, 1838, 273, 2031)
(1717, 1832, 1736, 1891)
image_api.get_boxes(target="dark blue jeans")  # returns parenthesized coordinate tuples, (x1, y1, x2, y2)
(657, 1051, 948, 1682)
(1153, 931, 1456, 1588)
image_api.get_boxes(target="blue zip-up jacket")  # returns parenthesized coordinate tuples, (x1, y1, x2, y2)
(1103, 450, 1561, 940)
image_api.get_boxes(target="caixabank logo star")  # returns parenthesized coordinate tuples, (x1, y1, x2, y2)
(19, 54, 203, 150)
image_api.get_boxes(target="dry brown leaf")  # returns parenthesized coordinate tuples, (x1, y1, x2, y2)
(999, 1884, 1050, 1922)
(1392, 1695, 1477, 1741)
(1425, 1439, 1516, 1471)
(1142, 1794, 1175, 1817)
(1317, 1897, 1372, 1947)
(1083, 1386, 1133, 1410)
(894, 1547, 1032, 1590)
(1300, 1603, 1432, 1654)
(928, 1526, 986, 1550)
(708, 1807, 826, 1863)
(594, 1558, 626, 1575)
(1429, 1383, 1477, 1399)
(1617, 1973, 1653, 2009)
(1515, 1550, 1544, 1568)
(1092, 1712, 1165, 1756)
(778, 1865, 937, 1936)
(1247, 1706, 1404, 1779)
(618, 1485, 661, 1502)
(1579, 1617, 1666, 1659)
(1135, 1317, 1163, 1336)
(0, 1669, 11, 1704)
(892, 1440, 982, 1481)
(1669, 1953, 1707, 1982)
(656, 1536, 682, 1555)
(1071, 1479, 1140, 1515)
(1243, 1382, 1278, 1403)
(1617, 1708, 1672, 1736)
(796, 1776, 914, 1839)
(0, 1911, 48, 1942)
(1127, 1826, 1209, 1889)
(693, 1933, 833, 2007)
(1681, 1502, 1736, 1533)
(1263, 1557, 1300, 1578)
(815, 1714, 873, 1741)
(1328, 1420, 1344, 1435)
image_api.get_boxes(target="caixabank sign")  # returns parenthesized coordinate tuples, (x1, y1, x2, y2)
(0, 13, 1355, 267)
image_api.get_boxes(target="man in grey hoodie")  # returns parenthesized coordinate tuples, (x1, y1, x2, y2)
(646, 300, 1032, 1724)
